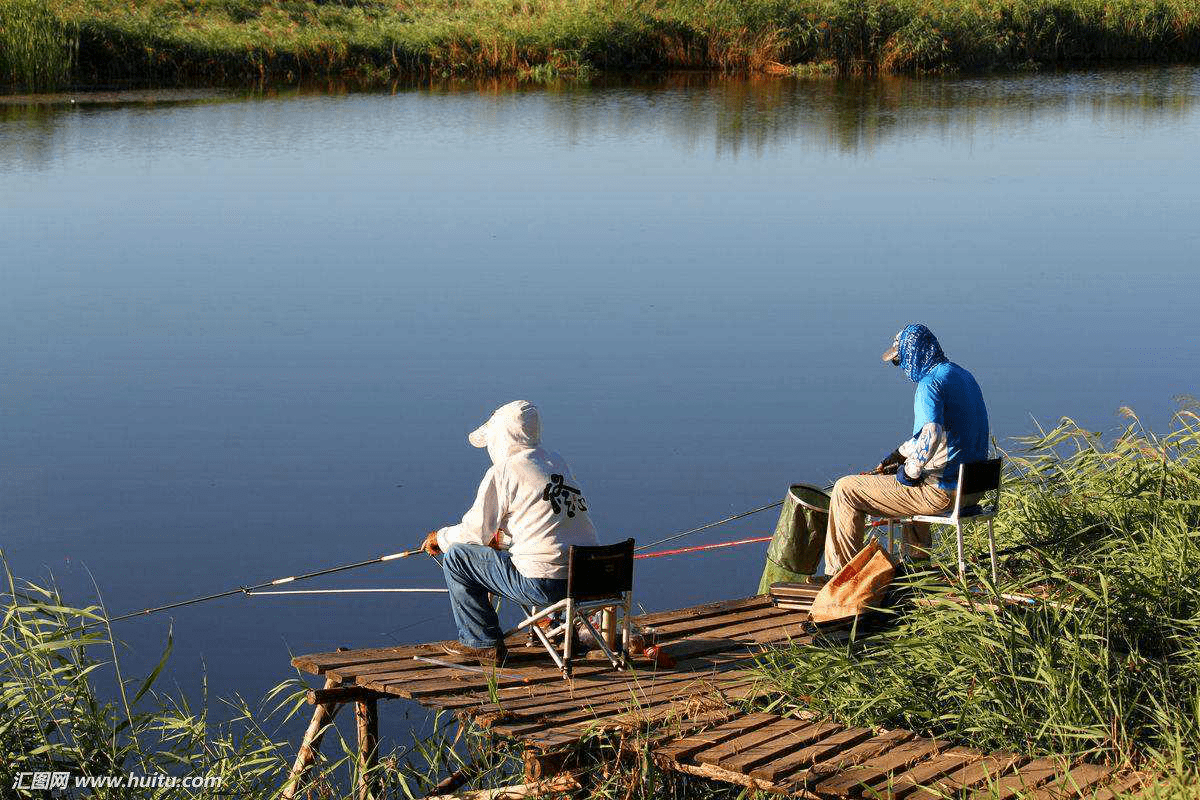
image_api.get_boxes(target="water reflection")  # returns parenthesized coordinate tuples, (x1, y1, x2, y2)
(1, 68, 1196, 169)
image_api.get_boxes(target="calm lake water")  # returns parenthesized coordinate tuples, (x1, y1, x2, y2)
(2, 68, 1199, 738)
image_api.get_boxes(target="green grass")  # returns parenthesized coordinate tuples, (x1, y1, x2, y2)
(753, 404, 1200, 794)
(0, 0, 77, 90)
(1, 0, 1198, 89)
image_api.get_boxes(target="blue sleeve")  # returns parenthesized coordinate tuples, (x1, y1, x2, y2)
(912, 377, 944, 436)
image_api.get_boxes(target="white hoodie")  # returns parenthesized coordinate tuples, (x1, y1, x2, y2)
(436, 401, 599, 579)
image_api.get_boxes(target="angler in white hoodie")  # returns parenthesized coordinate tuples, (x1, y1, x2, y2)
(421, 401, 598, 663)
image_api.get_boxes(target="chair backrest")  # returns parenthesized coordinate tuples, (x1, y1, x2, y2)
(956, 458, 1002, 510)
(567, 538, 634, 601)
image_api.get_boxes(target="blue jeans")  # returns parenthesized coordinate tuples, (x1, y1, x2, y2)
(442, 544, 567, 648)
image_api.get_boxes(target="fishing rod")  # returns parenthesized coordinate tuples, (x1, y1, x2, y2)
(248, 587, 448, 596)
(633, 481, 839, 553)
(634, 535, 774, 560)
(103, 485, 833, 624)
(634, 500, 785, 552)
(102, 546, 425, 625)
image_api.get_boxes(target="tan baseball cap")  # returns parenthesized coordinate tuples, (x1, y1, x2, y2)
(881, 330, 901, 364)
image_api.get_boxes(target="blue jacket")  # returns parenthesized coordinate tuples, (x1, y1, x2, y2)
(893, 325, 989, 491)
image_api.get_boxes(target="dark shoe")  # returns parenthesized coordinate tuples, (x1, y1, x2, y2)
(442, 640, 508, 666)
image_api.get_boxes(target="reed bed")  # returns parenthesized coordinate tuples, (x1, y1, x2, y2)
(0, 0, 77, 90)
(2, 0, 1198, 89)
(754, 405, 1200, 793)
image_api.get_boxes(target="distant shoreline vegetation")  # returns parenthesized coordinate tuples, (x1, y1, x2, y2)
(1, 0, 1199, 91)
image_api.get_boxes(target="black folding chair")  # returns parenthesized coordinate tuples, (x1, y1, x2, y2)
(511, 539, 634, 678)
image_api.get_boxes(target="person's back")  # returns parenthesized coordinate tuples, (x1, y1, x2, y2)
(916, 360, 989, 490)
(493, 446, 598, 578)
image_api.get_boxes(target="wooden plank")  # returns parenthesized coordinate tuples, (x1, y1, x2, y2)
(809, 736, 947, 797)
(293, 643, 436, 673)
(878, 747, 980, 798)
(716, 719, 843, 774)
(913, 753, 1024, 798)
(648, 709, 741, 748)
(769, 583, 824, 598)
(496, 674, 759, 737)
(773, 601, 813, 612)
(795, 730, 920, 792)
(635, 595, 769, 626)
(657, 758, 793, 796)
(294, 595, 771, 675)
(655, 713, 782, 763)
(649, 605, 789, 640)
(342, 604, 809, 703)
(374, 646, 740, 700)
(307, 686, 385, 704)
(692, 717, 811, 768)
(747, 725, 876, 783)
(468, 650, 755, 716)
(1087, 772, 1149, 800)
(605, 679, 764, 729)
(803, 729, 915, 778)
(969, 756, 1068, 800)
(428, 646, 763, 711)
(476, 663, 753, 729)
(1023, 763, 1116, 800)
(506, 677, 762, 743)
(513, 680, 764, 750)
(387, 614, 809, 701)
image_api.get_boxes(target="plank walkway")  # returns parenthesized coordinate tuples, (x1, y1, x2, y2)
(292, 594, 1148, 798)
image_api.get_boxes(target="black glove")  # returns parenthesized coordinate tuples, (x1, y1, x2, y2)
(875, 449, 904, 474)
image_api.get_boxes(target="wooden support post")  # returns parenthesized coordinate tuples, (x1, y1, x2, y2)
(307, 686, 379, 706)
(356, 696, 380, 800)
(283, 677, 343, 800)
(600, 609, 617, 651)
(523, 748, 567, 782)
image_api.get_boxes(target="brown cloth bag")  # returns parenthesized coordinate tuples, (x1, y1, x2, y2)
(809, 540, 897, 623)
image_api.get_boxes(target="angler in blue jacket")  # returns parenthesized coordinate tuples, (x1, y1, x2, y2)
(824, 324, 990, 574)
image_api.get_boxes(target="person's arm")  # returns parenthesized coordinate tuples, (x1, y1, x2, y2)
(897, 422, 945, 485)
(896, 379, 944, 485)
(435, 468, 504, 553)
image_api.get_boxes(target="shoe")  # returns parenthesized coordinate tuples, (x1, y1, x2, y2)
(442, 640, 508, 666)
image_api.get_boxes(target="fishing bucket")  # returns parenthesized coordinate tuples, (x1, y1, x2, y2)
(756, 483, 829, 594)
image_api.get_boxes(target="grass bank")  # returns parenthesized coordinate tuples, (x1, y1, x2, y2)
(754, 405, 1200, 795)
(1, 0, 1198, 90)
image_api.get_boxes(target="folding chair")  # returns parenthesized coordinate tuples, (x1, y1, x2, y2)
(883, 458, 1003, 582)
(510, 538, 634, 678)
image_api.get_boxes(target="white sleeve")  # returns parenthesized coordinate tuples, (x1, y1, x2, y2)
(902, 422, 944, 481)
(437, 467, 503, 552)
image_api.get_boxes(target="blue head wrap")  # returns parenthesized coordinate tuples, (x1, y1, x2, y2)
(896, 324, 947, 382)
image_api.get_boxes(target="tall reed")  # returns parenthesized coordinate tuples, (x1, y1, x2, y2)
(754, 405, 1200, 785)
(31, 0, 1200, 86)
(0, 0, 76, 91)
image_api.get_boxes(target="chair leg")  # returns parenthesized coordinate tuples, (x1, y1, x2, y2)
(987, 517, 998, 585)
(621, 593, 632, 669)
(956, 520, 966, 581)
(562, 597, 573, 678)
(886, 519, 895, 557)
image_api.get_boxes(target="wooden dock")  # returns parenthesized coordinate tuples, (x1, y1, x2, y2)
(290, 594, 1148, 799)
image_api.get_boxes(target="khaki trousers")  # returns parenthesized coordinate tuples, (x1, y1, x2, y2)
(824, 474, 952, 575)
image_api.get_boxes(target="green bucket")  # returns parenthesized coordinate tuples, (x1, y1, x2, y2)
(756, 483, 830, 594)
